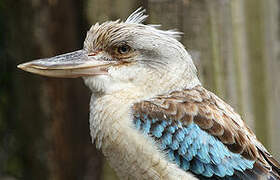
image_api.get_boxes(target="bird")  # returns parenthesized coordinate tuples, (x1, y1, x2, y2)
(18, 8, 280, 180)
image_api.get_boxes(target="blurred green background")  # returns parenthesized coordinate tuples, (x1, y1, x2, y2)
(1, 0, 279, 179)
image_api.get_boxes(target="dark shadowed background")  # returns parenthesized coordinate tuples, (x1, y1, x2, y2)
(1, 0, 279, 179)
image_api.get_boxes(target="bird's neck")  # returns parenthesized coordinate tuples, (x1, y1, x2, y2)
(89, 92, 134, 148)
(88, 72, 201, 148)
(103, 75, 201, 103)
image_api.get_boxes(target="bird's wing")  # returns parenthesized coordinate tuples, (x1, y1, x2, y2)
(132, 85, 280, 179)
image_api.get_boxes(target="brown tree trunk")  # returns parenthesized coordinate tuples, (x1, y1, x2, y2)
(1, 0, 103, 179)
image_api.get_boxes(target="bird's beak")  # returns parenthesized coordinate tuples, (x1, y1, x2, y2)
(17, 50, 114, 78)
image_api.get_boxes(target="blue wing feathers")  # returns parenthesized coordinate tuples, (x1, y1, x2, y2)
(174, 129, 185, 142)
(197, 146, 210, 164)
(162, 133, 172, 146)
(152, 123, 164, 138)
(168, 149, 175, 161)
(170, 139, 179, 150)
(215, 163, 227, 177)
(178, 141, 188, 155)
(134, 114, 256, 179)
(203, 163, 215, 177)
(175, 152, 181, 166)
(142, 118, 151, 134)
(182, 157, 190, 171)
(191, 159, 204, 174)
(134, 117, 141, 130)
(167, 125, 176, 133)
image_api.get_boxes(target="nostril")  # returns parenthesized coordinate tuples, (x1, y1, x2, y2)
(89, 53, 97, 56)
(88, 50, 102, 56)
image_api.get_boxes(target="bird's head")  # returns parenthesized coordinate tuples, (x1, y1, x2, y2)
(18, 8, 200, 99)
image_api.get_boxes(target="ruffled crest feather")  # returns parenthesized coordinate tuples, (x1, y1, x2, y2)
(126, 7, 148, 24)
(125, 7, 182, 40)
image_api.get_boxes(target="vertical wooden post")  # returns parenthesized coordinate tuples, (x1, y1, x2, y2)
(244, 0, 270, 148)
(230, 0, 254, 128)
(261, 0, 280, 158)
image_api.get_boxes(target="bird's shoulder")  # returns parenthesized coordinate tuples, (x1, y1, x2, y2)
(131, 85, 280, 179)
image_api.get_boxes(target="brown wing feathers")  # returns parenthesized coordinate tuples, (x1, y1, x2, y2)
(133, 85, 280, 178)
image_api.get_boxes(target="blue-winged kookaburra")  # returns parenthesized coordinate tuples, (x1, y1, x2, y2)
(18, 8, 280, 180)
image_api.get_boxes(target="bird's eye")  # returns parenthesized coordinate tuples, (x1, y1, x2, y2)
(117, 45, 131, 54)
